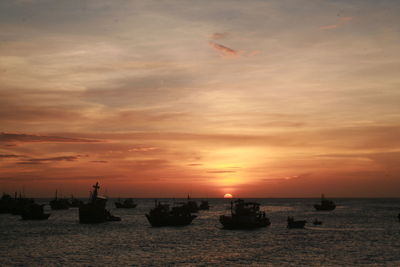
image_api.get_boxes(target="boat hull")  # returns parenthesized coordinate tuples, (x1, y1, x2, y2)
(115, 203, 137, 209)
(146, 214, 196, 227)
(314, 204, 336, 211)
(219, 215, 271, 229)
(79, 204, 107, 224)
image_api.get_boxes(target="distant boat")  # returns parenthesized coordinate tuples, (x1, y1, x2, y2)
(115, 198, 137, 209)
(314, 194, 336, 211)
(313, 219, 323, 225)
(219, 199, 270, 229)
(79, 182, 121, 224)
(68, 195, 83, 208)
(21, 203, 50, 220)
(199, 200, 210, 210)
(0, 193, 14, 214)
(10, 193, 35, 215)
(145, 200, 197, 227)
(287, 217, 306, 229)
(186, 195, 199, 213)
(49, 190, 70, 210)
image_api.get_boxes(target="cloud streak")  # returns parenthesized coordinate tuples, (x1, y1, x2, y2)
(0, 133, 102, 143)
(209, 41, 238, 57)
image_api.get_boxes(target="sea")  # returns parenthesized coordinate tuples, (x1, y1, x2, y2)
(1, 198, 400, 266)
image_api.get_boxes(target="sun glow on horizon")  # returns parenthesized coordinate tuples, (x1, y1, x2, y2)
(224, 193, 233, 198)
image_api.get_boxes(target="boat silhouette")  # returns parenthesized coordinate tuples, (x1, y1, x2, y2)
(314, 194, 336, 211)
(0, 193, 14, 214)
(68, 195, 83, 208)
(219, 199, 270, 229)
(49, 190, 70, 210)
(21, 203, 50, 220)
(287, 217, 307, 229)
(115, 198, 137, 209)
(186, 195, 199, 213)
(10, 193, 35, 215)
(199, 200, 210, 210)
(78, 182, 121, 224)
(146, 200, 196, 227)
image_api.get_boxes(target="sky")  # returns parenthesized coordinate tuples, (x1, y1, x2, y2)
(1, 0, 400, 197)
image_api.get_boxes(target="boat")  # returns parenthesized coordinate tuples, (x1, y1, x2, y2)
(287, 217, 306, 229)
(314, 194, 336, 211)
(78, 182, 121, 224)
(145, 200, 197, 227)
(219, 199, 270, 229)
(49, 190, 70, 210)
(313, 219, 323, 225)
(115, 198, 137, 209)
(186, 195, 199, 213)
(21, 203, 50, 220)
(199, 200, 210, 210)
(68, 195, 83, 208)
(0, 193, 14, 214)
(10, 193, 35, 215)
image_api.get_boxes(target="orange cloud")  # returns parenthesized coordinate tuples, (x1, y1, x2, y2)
(320, 16, 353, 30)
(209, 41, 238, 57)
(210, 32, 229, 40)
(0, 132, 102, 143)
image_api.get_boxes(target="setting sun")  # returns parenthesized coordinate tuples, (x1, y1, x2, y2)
(223, 193, 233, 199)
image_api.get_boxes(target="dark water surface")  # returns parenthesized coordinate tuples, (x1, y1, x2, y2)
(1, 198, 400, 266)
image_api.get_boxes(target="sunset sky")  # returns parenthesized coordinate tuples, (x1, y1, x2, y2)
(1, 0, 400, 197)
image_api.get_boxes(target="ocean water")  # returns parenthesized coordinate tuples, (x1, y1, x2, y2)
(1, 198, 400, 266)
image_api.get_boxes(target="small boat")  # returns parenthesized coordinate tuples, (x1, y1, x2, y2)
(10, 193, 35, 215)
(219, 199, 270, 229)
(314, 194, 336, 211)
(313, 219, 323, 225)
(49, 190, 70, 210)
(115, 198, 137, 209)
(287, 217, 306, 229)
(186, 195, 199, 213)
(0, 193, 14, 214)
(199, 200, 210, 210)
(146, 200, 197, 227)
(79, 182, 121, 224)
(21, 203, 50, 220)
(69, 195, 83, 208)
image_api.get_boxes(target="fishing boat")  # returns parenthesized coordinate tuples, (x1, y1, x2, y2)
(0, 193, 14, 214)
(186, 195, 199, 213)
(199, 200, 210, 210)
(314, 194, 336, 211)
(79, 182, 121, 224)
(49, 190, 70, 210)
(68, 195, 83, 208)
(10, 193, 35, 215)
(115, 198, 137, 209)
(21, 203, 50, 220)
(287, 217, 307, 229)
(146, 200, 197, 227)
(219, 199, 270, 229)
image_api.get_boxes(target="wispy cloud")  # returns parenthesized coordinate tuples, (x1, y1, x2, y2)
(207, 170, 237, 174)
(210, 32, 229, 40)
(17, 155, 84, 164)
(0, 133, 102, 143)
(320, 16, 353, 30)
(209, 41, 238, 57)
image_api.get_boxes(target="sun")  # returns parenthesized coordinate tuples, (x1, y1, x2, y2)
(224, 193, 233, 198)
